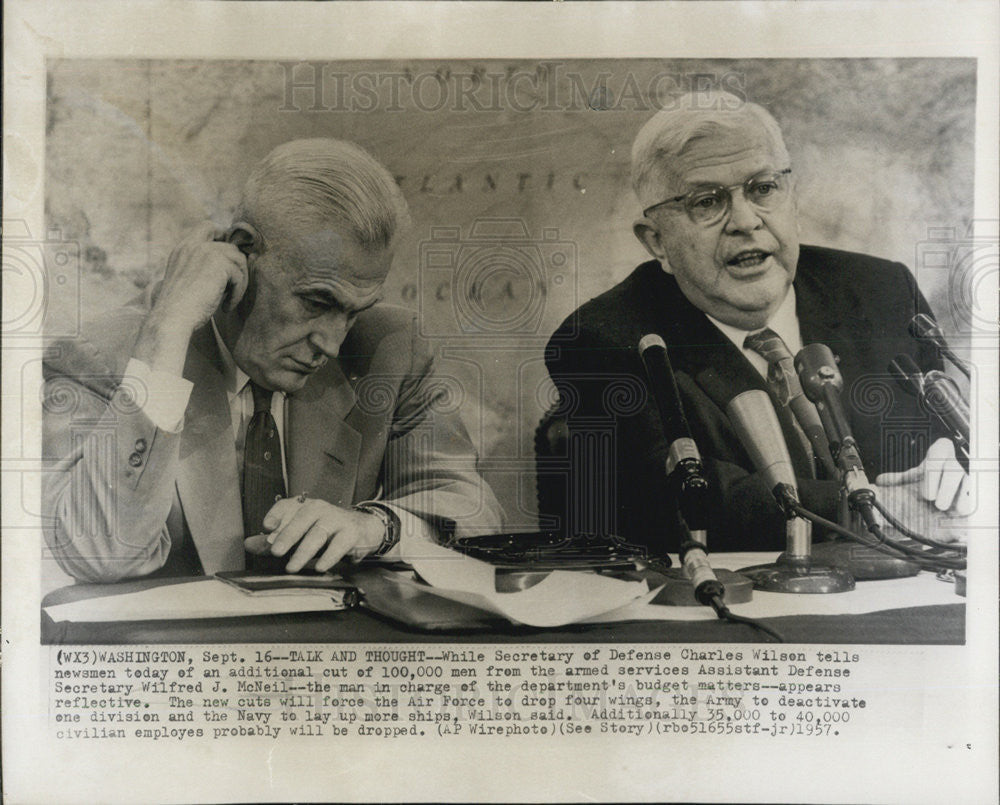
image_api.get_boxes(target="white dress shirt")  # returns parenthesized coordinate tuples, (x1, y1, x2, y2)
(705, 287, 804, 377)
(210, 320, 289, 487)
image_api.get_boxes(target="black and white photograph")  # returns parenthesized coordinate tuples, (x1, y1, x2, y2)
(33, 54, 980, 642)
(3, 2, 997, 803)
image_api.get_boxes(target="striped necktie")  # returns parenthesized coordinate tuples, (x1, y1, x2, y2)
(743, 328, 836, 479)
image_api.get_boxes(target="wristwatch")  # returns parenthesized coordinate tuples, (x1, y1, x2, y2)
(353, 502, 400, 557)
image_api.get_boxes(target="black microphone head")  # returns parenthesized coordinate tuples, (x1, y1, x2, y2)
(637, 332, 693, 447)
(922, 370, 970, 437)
(794, 343, 843, 402)
(909, 313, 972, 378)
(888, 354, 924, 397)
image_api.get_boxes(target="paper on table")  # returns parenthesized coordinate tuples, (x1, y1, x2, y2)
(43, 578, 347, 622)
(409, 570, 661, 627)
(400, 537, 651, 627)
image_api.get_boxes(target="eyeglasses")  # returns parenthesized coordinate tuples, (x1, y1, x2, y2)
(642, 168, 793, 226)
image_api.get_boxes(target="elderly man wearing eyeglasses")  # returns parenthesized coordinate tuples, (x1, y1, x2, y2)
(543, 91, 970, 554)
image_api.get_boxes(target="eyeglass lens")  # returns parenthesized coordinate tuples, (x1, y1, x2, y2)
(685, 172, 789, 224)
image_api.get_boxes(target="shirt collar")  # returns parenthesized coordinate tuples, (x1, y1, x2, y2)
(705, 286, 799, 352)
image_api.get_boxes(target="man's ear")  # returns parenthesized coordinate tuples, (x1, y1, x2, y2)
(633, 217, 668, 263)
(226, 222, 261, 257)
(221, 222, 261, 316)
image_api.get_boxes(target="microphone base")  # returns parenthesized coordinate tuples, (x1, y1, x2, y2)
(810, 540, 921, 580)
(650, 568, 754, 606)
(738, 554, 856, 594)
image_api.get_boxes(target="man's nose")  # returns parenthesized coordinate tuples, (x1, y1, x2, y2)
(724, 192, 764, 233)
(308, 311, 350, 358)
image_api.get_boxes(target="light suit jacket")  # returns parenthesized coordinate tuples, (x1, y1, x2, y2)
(43, 304, 503, 582)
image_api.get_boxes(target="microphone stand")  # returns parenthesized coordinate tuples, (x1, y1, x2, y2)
(738, 512, 855, 594)
(637, 335, 754, 606)
(725, 392, 855, 593)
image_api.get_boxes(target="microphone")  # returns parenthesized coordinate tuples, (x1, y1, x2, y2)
(786, 389, 839, 479)
(909, 314, 971, 379)
(793, 349, 921, 581)
(638, 334, 750, 607)
(888, 353, 925, 397)
(923, 370, 971, 470)
(638, 334, 709, 536)
(726, 390, 800, 519)
(922, 370, 970, 445)
(888, 355, 970, 471)
(794, 344, 877, 526)
(725, 390, 854, 593)
(699, 355, 837, 479)
(909, 313, 971, 378)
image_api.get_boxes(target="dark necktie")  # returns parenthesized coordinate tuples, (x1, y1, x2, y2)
(242, 382, 286, 541)
(743, 328, 836, 479)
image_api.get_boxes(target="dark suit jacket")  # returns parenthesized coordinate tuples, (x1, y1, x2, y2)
(43, 304, 503, 582)
(544, 245, 944, 553)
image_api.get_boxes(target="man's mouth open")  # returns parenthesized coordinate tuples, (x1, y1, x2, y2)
(727, 250, 772, 270)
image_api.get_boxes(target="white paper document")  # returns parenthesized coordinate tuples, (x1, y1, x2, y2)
(403, 538, 654, 626)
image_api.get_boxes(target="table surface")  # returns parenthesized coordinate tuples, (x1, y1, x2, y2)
(42, 565, 965, 645)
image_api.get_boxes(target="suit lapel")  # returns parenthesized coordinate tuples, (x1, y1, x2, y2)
(796, 252, 872, 393)
(797, 257, 845, 351)
(175, 324, 245, 574)
(644, 267, 769, 407)
(795, 252, 874, 462)
(795, 247, 880, 358)
(286, 360, 362, 507)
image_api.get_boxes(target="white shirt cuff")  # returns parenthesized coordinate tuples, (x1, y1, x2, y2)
(124, 358, 193, 433)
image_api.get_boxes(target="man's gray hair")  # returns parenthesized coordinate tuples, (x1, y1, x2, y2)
(631, 91, 790, 209)
(237, 138, 410, 252)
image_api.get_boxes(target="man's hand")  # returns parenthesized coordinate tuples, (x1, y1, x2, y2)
(154, 221, 249, 331)
(875, 437, 973, 515)
(244, 497, 386, 572)
(134, 222, 248, 376)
